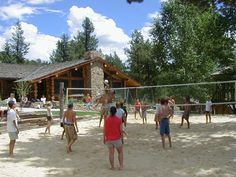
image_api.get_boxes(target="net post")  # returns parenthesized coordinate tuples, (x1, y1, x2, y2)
(59, 82, 64, 121)
(65, 88, 68, 105)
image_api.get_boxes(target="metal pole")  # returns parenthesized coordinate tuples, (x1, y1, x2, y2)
(59, 82, 64, 121)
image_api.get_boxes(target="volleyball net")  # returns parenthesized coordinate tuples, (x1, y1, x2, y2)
(65, 80, 236, 114)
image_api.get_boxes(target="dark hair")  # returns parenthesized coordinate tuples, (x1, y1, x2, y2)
(110, 106, 117, 116)
(68, 103, 73, 109)
(8, 100, 15, 108)
(160, 98, 168, 105)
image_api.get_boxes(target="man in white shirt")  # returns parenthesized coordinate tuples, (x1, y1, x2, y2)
(7, 101, 19, 157)
(7, 93, 16, 104)
(205, 96, 213, 124)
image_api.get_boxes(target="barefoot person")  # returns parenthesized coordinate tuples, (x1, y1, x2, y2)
(7, 101, 19, 157)
(104, 106, 124, 170)
(134, 98, 141, 119)
(180, 96, 191, 128)
(63, 103, 79, 153)
(94, 88, 115, 127)
(158, 98, 173, 149)
(45, 102, 53, 135)
(205, 96, 213, 124)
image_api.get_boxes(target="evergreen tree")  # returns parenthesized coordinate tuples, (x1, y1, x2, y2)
(125, 30, 155, 85)
(50, 33, 70, 63)
(9, 21, 30, 64)
(77, 17, 98, 52)
(105, 52, 126, 71)
(0, 42, 16, 63)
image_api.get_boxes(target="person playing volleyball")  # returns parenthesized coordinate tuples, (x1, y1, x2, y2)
(180, 96, 191, 128)
(134, 98, 141, 119)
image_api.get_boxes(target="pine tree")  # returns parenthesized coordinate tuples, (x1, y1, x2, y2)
(10, 21, 30, 64)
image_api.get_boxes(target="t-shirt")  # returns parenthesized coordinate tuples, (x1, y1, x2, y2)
(7, 109, 18, 132)
(7, 97, 16, 104)
(115, 108, 125, 119)
(105, 115, 122, 141)
(135, 101, 141, 110)
(205, 101, 212, 112)
(156, 104, 161, 115)
(41, 97, 46, 104)
(86, 97, 91, 103)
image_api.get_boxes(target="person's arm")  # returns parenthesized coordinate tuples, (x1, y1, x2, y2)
(13, 120, 19, 134)
(74, 112, 79, 132)
(103, 120, 106, 144)
(120, 122, 124, 144)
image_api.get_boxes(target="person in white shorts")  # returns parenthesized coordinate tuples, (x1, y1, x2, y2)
(7, 101, 19, 157)
(205, 96, 213, 124)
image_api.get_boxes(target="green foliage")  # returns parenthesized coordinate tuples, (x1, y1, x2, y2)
(105, 52, 126, 71)
(15, 81, 32, 99)
(10, 21, 30, 64)
(78, 17, 98, 52)
(50, 33, 71, 63)
(50, 17, 98, 63)
(125, 30, 156, 86)
(0, 42, 16, 63)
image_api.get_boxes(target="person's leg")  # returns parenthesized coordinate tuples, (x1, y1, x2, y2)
(48, 121, 51, 134)
(9, 140, 16, 156)
(155, 120, 158, 129)
(108, 146, 115, 169)
(117, 146, 123, 170)
(138, 110, 142, 119)
(209, 113, 212, 123)
(180, 116, 184, 126)
(99, 111, 104, 127)
(68, 139, 76, 152)
(186, 118, 190, 128)
(134, 110, 137, 119)
(206, 113, 208, 124)
(167, 135, 172, 148)
(61, 128, 65, 140)
(161, 135, 165, 149)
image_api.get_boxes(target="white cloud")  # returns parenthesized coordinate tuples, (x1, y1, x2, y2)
(23, 0, 61, 5)
(0, 22, 59, 61)
(148, 11, 162, 20)
(160, 0, 169, 3)
(140, 23, 152, 40)
(67, 6, 130, 62)
(0, 3, 36, 20)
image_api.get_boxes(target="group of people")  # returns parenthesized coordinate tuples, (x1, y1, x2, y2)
(1, 86, 213, 171)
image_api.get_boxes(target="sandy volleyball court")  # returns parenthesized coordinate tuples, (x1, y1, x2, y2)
(0, 113, 235, 177)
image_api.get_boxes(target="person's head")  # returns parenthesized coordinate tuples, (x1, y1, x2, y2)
(87, 93, 90, 97)
(116, 102, 121, 108)
(10, 93, 14, 98)
(160, 98, 168, 105)
(8, 100, 16, 109)
(110, 106, 117, 116)
(42, 95, 45, 98)
(68, 103, 73, 109)
(207, 96, 211, 100)
(136, 98, 139, 102)
(184, 96, 190, 102)
(156, 98, 160, 103)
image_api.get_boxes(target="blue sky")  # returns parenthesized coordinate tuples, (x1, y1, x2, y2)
(0, 0, 165, 61)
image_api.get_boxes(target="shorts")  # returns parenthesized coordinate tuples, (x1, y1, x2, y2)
(160, 118, 170, 135)
(106, 139, 122, 149)
(182, 111, 190, 120)
(142, 111, 147, 118)
(101, 105, 109, 116)
(65, 125, 77, 143)
(47, 116, 52, 121)
(205, 111, 211, 114)
(8, 132, 18, 140)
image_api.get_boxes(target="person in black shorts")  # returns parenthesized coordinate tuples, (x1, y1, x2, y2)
(180, 96, 190, 128)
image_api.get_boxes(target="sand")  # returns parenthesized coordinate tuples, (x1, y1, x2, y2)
(0, 113, 235, 177)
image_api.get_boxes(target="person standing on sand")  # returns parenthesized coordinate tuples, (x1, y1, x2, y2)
(104, 106, 124, 170)
(205, 96, 213, 124)
(45, 102, 53, 135)
(7, 101, 19, 157)
(158, 98, 173, 149)
(134, 98, 141, 119)
(63, 103, 79, 153)
(180, 96, 191, 128)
